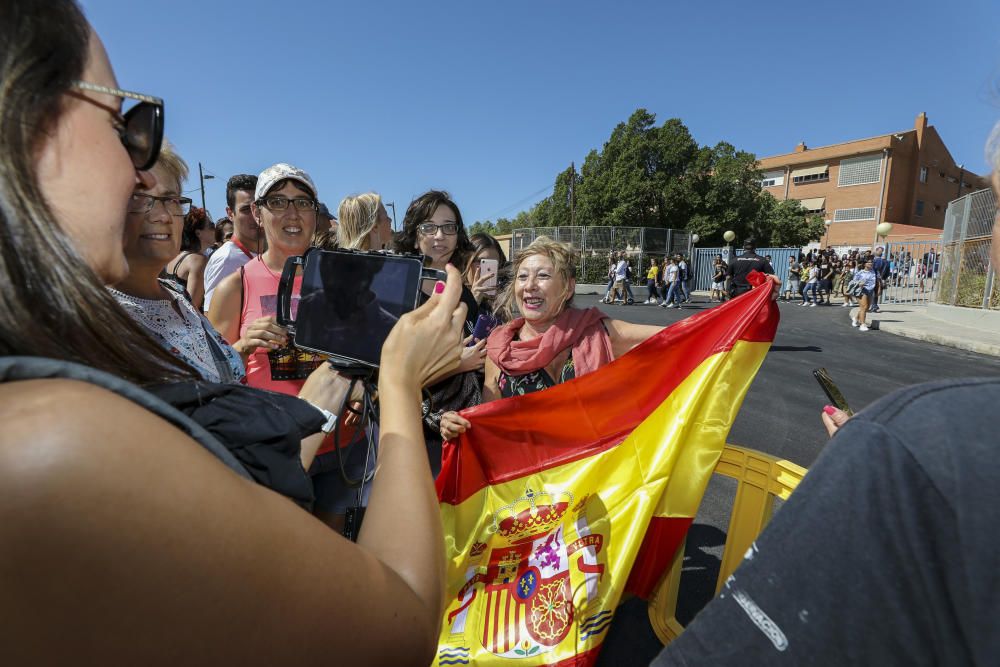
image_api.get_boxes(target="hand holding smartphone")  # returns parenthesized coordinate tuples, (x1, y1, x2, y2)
(812, 367, 854, 416)
(479, 258, 498, 293)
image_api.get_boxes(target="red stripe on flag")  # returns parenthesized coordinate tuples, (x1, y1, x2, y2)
(438, 278, 777, 505)
(503, 590, 512, 653)
(491, 589, 502, 654)
(623, 515, 694, 598)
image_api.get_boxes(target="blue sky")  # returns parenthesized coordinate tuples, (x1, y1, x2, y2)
(83, 0, 1000, 227)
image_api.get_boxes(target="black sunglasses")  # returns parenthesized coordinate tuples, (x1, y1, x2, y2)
(72, 81, 165, 171)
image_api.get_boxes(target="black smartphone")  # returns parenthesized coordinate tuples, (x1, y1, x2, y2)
(812, 367, 854, 416)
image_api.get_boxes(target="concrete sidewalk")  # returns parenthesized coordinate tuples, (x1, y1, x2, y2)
(849, 302, 1000, 357)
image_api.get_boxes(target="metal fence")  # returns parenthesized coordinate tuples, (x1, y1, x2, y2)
(878, 239, 942, 306)
(938, 187, 998, 310)
(511, 226, 692, 284)
(692, 247, 801, 291)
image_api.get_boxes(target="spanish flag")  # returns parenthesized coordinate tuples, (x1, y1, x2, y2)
(434, 273, 778, 666)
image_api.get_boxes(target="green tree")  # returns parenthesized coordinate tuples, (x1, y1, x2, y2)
(761, 196, 828, 247)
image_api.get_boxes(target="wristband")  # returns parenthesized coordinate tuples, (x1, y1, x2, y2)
(309, 402, 339, 433)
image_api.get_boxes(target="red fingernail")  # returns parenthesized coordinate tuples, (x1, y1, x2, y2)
(434, 281, 445, 294)
(823, 405, 837, 415)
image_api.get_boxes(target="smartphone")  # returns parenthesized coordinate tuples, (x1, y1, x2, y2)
(480, 258, 499, 292)
(470, 312, 499, 343)
(812, 367, 854, 416)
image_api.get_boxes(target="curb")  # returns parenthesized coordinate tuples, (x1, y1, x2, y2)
(849, 308, 1000, 357)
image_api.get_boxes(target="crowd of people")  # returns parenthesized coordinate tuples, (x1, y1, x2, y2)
(1, 1, 997, 664)
(602, 251, 695, 308)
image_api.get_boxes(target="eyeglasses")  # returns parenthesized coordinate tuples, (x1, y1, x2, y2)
(71, 81, 164, 171)
(417, 222, 458, 236)
(128, 193, 192, 216)
(259, 196, 318, 212)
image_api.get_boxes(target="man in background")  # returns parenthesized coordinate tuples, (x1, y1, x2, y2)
(203, 174, 261, 311)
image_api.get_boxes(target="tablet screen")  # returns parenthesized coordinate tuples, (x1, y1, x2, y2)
(293, 251, 423, 366)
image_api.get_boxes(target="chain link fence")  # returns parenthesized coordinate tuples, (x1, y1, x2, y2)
(938, 188, 998, 309)
(511, 226, 692, 284)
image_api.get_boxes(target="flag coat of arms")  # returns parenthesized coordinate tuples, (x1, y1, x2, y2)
(435, 275, 778, 666)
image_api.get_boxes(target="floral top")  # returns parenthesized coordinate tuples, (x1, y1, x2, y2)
(498, 356, 576, 399)
(109, 281, 246, 384)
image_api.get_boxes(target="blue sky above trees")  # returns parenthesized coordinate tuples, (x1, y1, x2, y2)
(83, 0, 1000, 226)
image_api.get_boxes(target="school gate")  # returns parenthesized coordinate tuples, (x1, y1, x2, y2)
(692, 247, 800, 291)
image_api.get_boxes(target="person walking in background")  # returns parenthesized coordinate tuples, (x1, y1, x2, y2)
(840, 260, 858, 307)
(852, 260, 879, 331)
(800, 261, 819, 306)
(711, 255, 728, 302)
(601, 254, 617, 304)
(645, 257, 660, 304)
(871, 247, 890, 312)
(677, 254, 690, 303)
(660, 256, 683, 309)
(783, 256, 800, 302)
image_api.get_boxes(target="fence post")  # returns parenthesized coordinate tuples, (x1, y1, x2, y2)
(951, 195, 972, 306)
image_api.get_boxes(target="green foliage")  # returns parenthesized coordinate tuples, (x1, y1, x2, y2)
(763, 197, 829, 247)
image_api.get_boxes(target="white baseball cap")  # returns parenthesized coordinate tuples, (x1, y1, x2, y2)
(254, 163, 317, 201)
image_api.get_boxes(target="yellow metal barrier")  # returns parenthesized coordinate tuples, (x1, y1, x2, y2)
(647, 443, 808, 645)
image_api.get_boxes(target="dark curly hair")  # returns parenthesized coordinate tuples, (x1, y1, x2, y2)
(225, 174, 258, 210)
(181, 207, 212, 252)
(393, 190, 474, 268)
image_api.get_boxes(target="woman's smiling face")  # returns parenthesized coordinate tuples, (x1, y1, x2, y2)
(514, 253, 574, 327)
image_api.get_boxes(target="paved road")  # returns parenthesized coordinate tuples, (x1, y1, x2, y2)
(594, 294, 1000, 666)
(587, 294, 1000, 468)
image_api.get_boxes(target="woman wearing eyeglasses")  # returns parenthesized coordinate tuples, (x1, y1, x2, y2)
(394, 191, 486, 472)
(208, 163, 327, 395)
(109, 142, 244, 384)
(0, 3, 463, 662)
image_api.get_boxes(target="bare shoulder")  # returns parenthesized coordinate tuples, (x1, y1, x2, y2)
(184, 252, 208, 272)
(0, 379, 214, 486)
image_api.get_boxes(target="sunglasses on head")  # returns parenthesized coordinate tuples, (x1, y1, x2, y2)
(71, 81, 164, 171)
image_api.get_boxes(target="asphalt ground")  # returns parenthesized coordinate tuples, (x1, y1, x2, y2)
(593, 293, 1000, 666)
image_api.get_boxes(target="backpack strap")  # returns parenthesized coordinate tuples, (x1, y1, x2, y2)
(0, 356, 251, 480)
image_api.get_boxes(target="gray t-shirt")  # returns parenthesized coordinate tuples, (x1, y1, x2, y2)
(653, 377, 1000, 666)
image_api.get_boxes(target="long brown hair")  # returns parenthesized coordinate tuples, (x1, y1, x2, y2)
(0, 0, 195, 383)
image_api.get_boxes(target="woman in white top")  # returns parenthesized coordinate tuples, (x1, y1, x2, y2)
(109, 142, 245, 384)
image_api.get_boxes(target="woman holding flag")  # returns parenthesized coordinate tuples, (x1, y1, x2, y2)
(439, 237, 666, 439)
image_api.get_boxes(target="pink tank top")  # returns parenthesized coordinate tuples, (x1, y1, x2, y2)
(239, 256, 324, 395)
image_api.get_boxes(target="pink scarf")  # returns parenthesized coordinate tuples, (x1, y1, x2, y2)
(486, 307, 614, 378)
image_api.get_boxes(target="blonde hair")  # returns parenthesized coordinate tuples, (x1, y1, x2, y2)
(337, 192, 382, 250)
(495, 236, 577, 320)
(153, 139, 189, 192)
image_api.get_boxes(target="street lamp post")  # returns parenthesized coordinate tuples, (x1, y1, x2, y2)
(198, 162, 215, 211)
(823, 219, 832, 248)
(385, 201, 397, 231)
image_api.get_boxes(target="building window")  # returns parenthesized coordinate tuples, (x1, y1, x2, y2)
(915, 200, 925, 217)
(837, 154, 882, 187)
(919, 166, 928, 183)
(761, 170, 784, 188)
(793, 172, 828, 184)
(833, 207, 877, 222)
